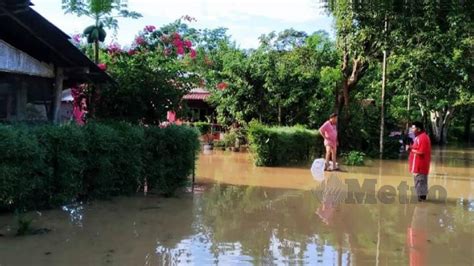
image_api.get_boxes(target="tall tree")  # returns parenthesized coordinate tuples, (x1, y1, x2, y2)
(62, 0, 141, 63)
(322, 0, 473, 145)
(388, 0, 473, 144)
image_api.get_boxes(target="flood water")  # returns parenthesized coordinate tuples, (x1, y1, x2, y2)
(1, 148, 473, 265)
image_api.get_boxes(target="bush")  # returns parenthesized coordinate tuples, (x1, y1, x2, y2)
(213, 140, 226, 150)
(0, 123, 199, 212)
(223, 131, 237, 148)
(343, 151, 366, 166)
(248, 122, 323, 166)
(193, 122, 211, 135)
(0, 125, 46, 211)
(144, 125, 200, 196)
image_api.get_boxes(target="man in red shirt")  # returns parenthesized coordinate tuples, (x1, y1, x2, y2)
(408, 122, 432, 202)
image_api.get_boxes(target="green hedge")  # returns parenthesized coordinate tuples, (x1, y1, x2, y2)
(0, 123, 199, 212)
(248, 122, 323, 166)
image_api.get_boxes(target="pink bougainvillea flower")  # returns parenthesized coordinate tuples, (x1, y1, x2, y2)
(176, 46, 185, 55)
(71, 84, 83, 99)
(128, 49, 137, 56)
(97, 63, 107, 71)
(173, 32, 181, 40)
(183, 40, 193, 49)
(71, 34, 82, 43)
(190, 48, 197, 59)
(135, 36, 146, 46)
(173, 38, 183, 48)
(144, 25, 156, 32)
(164, 48, 172, 56)
(107, 42, 122, 55)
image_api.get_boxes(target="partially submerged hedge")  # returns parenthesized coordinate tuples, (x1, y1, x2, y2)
(248, 122, 323, 166)
(0, 123, 199, 212)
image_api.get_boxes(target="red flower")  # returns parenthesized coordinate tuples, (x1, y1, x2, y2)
(128, 49, 137, 56)
(190, 49, 197, 59)
(217, 82, 228, 90)
(173, 32, 181, 40)
(144, 25, 156, 32)
(176, 46, 185, 55)
(97, 63, 107, 71)
(183, 40, 193, 49)
(173, 38, 183, 48)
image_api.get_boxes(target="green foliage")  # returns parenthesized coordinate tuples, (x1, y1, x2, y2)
(343, 151, 366, 166)
(248, 122, 323, 166)
(96, 25, 198, 124)
(144, 125, 200, 197)
(222, 127, 247, 149)
(62, 0, 142, 62)
(223, 131, 237, 148)
(33, 125, 86, 207)
(193, 122, 211, 135)
(15, 211, 34, 236)
(0, 125, 46, 211)
(205, 30, 338, 127)
(0, 123, 199, 212)
(213, 140, 226, 150)
(321, 0, 474, 145)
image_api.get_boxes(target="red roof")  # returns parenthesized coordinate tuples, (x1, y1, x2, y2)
(183, 88, 210, 101)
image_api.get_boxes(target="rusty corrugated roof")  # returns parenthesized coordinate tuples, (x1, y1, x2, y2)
(183, 88, 210, 100)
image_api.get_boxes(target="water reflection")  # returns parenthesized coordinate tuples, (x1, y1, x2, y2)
(61, 202, 85, 228)
(0, 148, 473, 265)
(407, 205, 428, 266)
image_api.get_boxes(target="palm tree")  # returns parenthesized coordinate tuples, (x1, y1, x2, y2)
(62, 0, 141, 63)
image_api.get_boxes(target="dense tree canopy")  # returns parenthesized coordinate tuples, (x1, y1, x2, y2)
(74, 0, 472, 152)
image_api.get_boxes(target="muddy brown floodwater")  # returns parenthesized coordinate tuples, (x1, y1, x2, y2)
(1, 147, 473, 265)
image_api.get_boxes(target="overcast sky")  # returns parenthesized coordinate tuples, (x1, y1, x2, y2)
(32, 0, 334, 49)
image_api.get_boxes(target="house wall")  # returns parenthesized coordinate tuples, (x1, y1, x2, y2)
(0, 39, 54, 78)
(185, 100, 216, 122)
(0, 73, 53, 121)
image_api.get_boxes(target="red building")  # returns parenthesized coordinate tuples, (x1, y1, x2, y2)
(183, 88, 215, 122)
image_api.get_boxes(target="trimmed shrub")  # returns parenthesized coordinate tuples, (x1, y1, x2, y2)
(248, 122, 323, 166)
(0, 125, 45, 211)
(33, 125, 87, 208)
(343, 151, 366, 166)
(144, 125, 200, 196)
(0, 123, 199, 212)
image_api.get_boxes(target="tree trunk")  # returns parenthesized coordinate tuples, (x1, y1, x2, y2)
(430, 107, 453, 144)
(333, 55, 368, 150)
(52, 67, 64, 124)
(464, 108, 472, 143)
(379, 15, 388, 158)
(94, 40, 99, 64)
(380, 49, 387, 157)
(278, 104, 282, 125)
